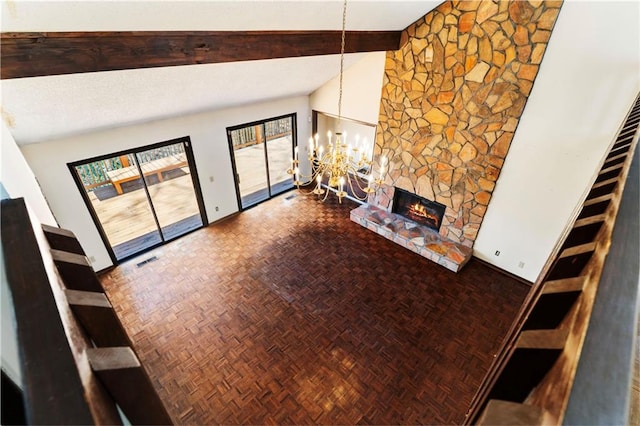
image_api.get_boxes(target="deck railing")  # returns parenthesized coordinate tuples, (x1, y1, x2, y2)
(76, 145, 185, 190)
(230, 118, 292, 149)
(75, 157, 126, 190)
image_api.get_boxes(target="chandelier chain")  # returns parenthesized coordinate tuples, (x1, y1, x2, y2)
(338, 0, 347, 132)
(287, 0, 387, 203)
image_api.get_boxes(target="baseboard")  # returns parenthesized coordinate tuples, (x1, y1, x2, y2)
(472, 256, 533, 287)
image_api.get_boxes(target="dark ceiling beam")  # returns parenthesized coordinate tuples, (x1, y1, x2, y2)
(0, 31, 401, 79)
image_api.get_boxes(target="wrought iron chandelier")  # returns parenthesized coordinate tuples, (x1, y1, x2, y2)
(287, 0, 387, 202)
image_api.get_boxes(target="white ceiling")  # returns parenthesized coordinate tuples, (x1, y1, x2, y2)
(1, 0, 439, 32)
(0, 1, 440, 145)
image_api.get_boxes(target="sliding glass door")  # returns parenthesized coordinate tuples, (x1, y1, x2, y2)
(230, 123, 270, 207)
(136, 143, 203, 241)
(69, 137, 207, 262)
(265, 117, 296, 196)
(227, 114, 296, 209)
(81, 153, 163, 259)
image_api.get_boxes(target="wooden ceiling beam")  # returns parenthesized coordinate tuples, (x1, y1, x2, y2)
(0, 30, 401, 79)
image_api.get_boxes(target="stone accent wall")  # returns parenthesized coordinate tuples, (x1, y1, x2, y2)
(372, 0, 562, 247)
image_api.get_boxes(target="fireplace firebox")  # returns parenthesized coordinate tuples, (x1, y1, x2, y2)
(392, 188, 446, 232)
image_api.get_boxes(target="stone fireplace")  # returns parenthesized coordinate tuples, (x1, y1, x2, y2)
(392, 188, 446, 232)
(351, 0, 560, 271)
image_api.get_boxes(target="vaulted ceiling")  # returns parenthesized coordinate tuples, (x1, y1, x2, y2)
(1, 1, 441, 145)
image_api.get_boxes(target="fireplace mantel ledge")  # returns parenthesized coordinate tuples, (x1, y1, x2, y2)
(350, 204, 472, 273)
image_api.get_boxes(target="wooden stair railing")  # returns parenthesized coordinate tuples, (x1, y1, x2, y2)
(465, 93, 640, 425)
(1, 199, 173, 424)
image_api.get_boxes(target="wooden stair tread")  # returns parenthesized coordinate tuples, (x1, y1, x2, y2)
(42, 224, 75, 238)
(50, 249, 90, 266)
(559, 241, 597, 258)
(50, 249, 103, 292)
(583, 193, 613, 207)
(599, 162, 624, 175)
(617, 131, 636, 141)
(87, 347, 174, 424)
(66, 291, 131, 347)
(87, 347, 140, 371)
(42, 225, 86, 255)
(612, 138, 632, 148)
(591, 177, 618, 190)
(605, 152, 629, 164)
(609, 142, 632, 156)
(542, 276, 587, 295)
(65, 289, 111, 308)
(516, 329, 569, 350)
(574, 213, 607, 227)
(616, 131, 635, 139)
(612, 141, 633, 153)
(615, 133, 634, 143)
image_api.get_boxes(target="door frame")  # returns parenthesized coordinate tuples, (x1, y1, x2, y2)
(226, 113, 297, 211)
(68, 136, 208, 265)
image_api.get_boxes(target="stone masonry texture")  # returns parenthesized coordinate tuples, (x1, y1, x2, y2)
(371, 0, 562, 247)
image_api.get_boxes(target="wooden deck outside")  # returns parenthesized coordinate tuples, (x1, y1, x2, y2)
(235, 136, 293, 200)
(88, 173, 200, 248)
(106, 153, 187, 194)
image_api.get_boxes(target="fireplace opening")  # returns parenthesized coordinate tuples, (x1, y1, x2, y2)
(391, 188, 446, 232)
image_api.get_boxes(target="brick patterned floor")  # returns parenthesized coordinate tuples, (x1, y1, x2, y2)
(100, 193, 528, 425)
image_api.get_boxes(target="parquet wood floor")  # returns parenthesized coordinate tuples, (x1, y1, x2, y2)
(100, 193, 529, 425)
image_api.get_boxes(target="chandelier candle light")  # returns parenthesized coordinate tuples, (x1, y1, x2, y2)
(287, 0, 387, 203)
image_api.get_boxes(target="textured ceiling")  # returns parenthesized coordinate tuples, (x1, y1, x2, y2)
(1, 1, 440, 32)
(1, 54, 368, 143)
(0, 1, 441, 144)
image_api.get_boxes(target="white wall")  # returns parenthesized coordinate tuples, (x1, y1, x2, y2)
(316, 113, 376, 163)
(310, 52, 386, 125)
(1, 122, 58, 226)
(1, 121, 60, 388)
(474, 1, 640, 282)
(21, 96, 310, 271)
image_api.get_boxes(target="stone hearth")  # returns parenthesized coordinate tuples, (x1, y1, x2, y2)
(351, 204, 472, 272)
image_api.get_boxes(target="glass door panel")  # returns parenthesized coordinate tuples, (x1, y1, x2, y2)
(265, 117, 294, 196)
(135, 142, 203, 240)
(231, 125, 270, 208)
(227, 114, 297, 210)
(74, 155, 162, 260)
